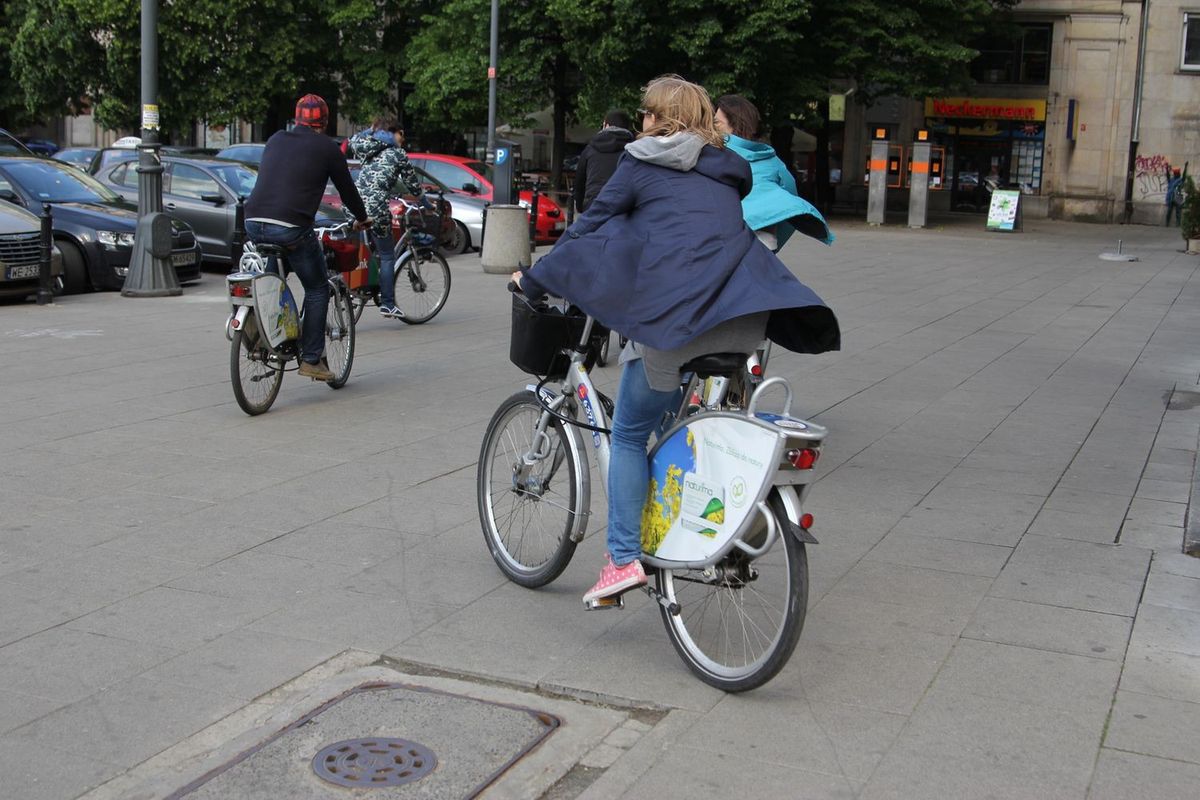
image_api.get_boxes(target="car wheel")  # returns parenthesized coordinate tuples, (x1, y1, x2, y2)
(442, 220, 470, 255)
(58, 240, 91, 294)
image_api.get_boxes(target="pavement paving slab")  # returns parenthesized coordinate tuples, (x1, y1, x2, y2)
(2, 218, 1200, 797)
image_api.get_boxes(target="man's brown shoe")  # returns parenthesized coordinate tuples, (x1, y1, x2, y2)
(298, 358, 334, 382)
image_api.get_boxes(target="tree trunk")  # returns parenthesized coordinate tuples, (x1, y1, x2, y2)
(551, 54, 567, 192)
(814, 97, 831, 215)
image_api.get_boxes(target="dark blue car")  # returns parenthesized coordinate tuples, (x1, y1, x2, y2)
(0, 155, 202, 293)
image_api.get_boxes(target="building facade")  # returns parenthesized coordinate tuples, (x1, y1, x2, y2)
(839, 0, 1200, 223)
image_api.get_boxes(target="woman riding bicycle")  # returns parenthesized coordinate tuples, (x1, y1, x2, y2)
(513, 74, 841, 604)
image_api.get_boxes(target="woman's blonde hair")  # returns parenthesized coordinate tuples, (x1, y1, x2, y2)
(638, 74, 724, 148)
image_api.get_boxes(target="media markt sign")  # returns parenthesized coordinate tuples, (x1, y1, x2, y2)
(925, 97, 1047, 122)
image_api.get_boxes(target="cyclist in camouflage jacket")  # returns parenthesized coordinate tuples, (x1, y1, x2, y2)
(348, 120, 424, 318)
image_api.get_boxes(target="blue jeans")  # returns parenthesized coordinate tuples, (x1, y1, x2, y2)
(245, 221, 328, 364)
(607, 358, 680, 566)
(370, 229, 397, 306)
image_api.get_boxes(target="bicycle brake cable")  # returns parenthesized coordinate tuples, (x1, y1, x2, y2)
(534, 374, 612, 435)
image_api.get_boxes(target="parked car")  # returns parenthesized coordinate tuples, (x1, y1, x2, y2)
(410, 166, 484, 255)
(215, 143, 266, 167)
(406, 153, 565, 243)
(0, 202, 63, 300)
(0, 154, 201, 293)
(0, 129, 37, 157)
(96, 154, 258, 266)
(54, 147, 100, 170)
(20, 138, 59, 157)
(87, 145, 140, 175)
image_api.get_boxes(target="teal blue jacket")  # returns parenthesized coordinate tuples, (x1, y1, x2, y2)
(725, 134, 834, 247)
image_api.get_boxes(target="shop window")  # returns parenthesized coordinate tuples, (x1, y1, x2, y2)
(1183, 13, 1200, 71)
(971, 24, 1052, 85)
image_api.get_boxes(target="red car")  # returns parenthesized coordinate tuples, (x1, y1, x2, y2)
(406, 153, 565, 243)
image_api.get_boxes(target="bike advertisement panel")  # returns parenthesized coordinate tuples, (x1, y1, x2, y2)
(251, 273, 300, 349)
(642, 416, 780, 562)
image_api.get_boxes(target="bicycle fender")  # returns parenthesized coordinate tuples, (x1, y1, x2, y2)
(773, 485, 819, 544)
(225, 305, 251, 342)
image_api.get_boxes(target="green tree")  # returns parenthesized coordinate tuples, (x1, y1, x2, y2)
(4, 0, 430, 139)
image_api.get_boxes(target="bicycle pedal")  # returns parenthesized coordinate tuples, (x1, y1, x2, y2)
(585, 595, 626, 611)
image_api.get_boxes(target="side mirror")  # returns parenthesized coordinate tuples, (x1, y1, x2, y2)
(200, 193, 225, 205)
(461, 183, 480, 195)
(0, 189, 24, 206)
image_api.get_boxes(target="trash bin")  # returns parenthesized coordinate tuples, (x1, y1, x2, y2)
(480, 204, 531, 274)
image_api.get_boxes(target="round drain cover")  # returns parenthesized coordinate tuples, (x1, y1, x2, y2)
(312, 737, 437, 788)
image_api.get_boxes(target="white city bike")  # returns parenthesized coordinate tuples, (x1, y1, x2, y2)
(476, 290, 827, 692)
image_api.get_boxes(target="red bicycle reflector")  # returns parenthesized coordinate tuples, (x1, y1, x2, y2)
(799, 513, 814, 530)
(231, 318, 240, 329)
(750, 364, 763, 377)
(229, 283, 252, 297)
(787, 448, 819, 469)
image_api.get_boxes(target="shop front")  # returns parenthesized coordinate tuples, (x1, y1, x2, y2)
(923, 97, 1046, 213)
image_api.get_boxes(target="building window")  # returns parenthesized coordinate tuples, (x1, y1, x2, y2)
(1183, 13, 1200, 71)
(971, 24, 1052, 85)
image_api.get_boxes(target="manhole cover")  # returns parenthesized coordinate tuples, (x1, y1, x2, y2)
(313, 737, 437, 788)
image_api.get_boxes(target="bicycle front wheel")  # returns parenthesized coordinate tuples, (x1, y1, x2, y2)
(394, 249, 450, 324)
(477, 390, 581, 587)
(325, 280, 355, 389)
(657, 491, 808, 692)
(230, 324, 282, 415)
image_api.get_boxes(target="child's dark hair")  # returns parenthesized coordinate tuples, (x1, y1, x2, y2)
(715, 95, 762, 139)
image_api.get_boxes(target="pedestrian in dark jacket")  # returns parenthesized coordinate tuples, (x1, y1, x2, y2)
(573, 109, 635, 213)
(515, 75, 840, 605)
(348, 116, 424, 319)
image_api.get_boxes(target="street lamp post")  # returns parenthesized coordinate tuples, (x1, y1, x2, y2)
(486, 0, 498, 162)
(123, 0, 181, 297)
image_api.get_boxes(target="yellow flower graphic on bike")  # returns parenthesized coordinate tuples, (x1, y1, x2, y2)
(641, 425, 714, 554)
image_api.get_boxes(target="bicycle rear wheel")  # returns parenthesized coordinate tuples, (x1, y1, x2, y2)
(477, 390, 581, 587)
(656, 491, 808, 692)
(230, 324, 283, 415)
(394, 249, 450, 324)
(325, 280, 355, 389)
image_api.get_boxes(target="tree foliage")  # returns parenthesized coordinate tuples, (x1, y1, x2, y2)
(0, 0, 429, 135)
(0, 0, 1015, 143)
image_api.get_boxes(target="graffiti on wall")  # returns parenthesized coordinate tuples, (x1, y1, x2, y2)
(1135, 154, 1171, 200)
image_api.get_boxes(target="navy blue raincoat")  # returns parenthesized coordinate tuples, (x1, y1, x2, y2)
(521, 144, 840, 355)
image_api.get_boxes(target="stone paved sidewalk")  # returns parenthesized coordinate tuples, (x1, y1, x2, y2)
(0, 216, 1197, 798)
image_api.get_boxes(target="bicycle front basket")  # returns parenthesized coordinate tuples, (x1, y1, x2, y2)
(510, 293, 606, 378)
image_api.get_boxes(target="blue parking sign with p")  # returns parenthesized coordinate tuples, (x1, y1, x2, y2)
(496, 147, 509, 165)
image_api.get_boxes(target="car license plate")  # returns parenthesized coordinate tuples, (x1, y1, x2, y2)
(554, 221, 566, 231)
(171, 252, 196, 267)
(4, 263, 40, 280)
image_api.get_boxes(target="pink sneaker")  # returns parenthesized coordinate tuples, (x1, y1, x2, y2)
(583, 555, 647, 604)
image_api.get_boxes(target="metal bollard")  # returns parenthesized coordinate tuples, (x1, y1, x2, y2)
(230, 195, 246, 269)
(529, 187, 540, 252)
(37, 203, 53, 305)
(479, 203, 488, 257)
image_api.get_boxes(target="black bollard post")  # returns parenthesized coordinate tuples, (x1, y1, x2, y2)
(230, 195, 246, 269)
(479, 203, 488, 258)
(37, 203, 53, 305)
(529, 187, 540, 253)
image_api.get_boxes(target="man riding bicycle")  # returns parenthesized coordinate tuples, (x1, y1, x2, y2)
(243, 94, 372, 381)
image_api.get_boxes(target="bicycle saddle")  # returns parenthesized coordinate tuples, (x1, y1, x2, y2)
(681, 352, 749, 378)
(252, 243, 288, 257)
